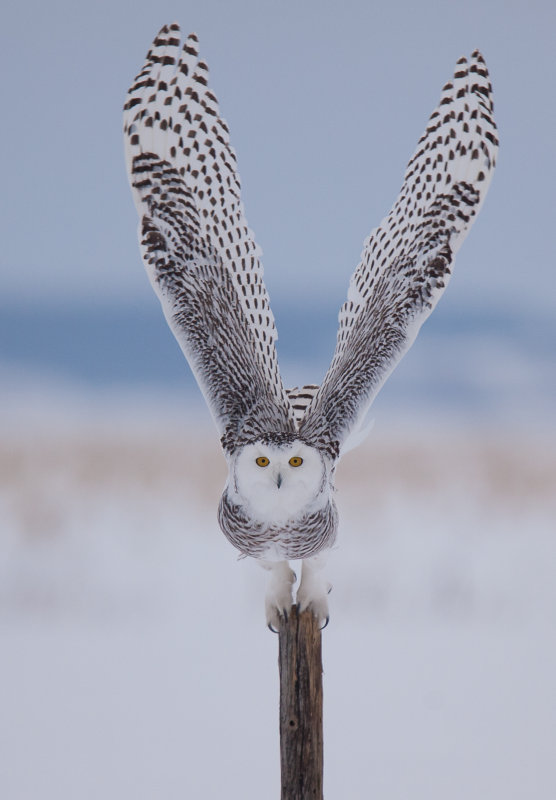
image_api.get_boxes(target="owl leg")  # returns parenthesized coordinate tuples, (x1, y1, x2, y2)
(297, 555, 331, 629)
(260, 560, 296, 632)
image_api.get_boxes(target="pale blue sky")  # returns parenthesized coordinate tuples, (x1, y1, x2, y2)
(1, 0, 555, 318)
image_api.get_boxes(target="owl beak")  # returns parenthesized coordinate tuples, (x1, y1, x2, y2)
(276, 472, 282, 489)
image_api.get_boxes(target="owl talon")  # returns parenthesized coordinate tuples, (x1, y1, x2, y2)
(320, 616, 330, 630)
(268, 606, 291, 632)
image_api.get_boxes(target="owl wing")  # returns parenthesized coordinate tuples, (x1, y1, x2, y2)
(299, 51, 498, 456)
(123, 24, 295, 451)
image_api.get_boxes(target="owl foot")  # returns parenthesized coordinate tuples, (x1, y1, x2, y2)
(261, 560, 296, 632)
(296, 555, 330, 629)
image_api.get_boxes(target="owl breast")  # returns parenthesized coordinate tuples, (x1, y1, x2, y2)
(218, 490, 338, 561)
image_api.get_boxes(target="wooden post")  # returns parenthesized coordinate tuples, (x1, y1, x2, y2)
(278, 605, 324, 799)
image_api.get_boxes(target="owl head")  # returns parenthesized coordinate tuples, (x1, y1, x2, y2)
(229, 438, 330, 526)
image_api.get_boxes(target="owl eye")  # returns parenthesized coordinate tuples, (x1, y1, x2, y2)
(255, 456, 270, 467)
(289, 456, 303, 467)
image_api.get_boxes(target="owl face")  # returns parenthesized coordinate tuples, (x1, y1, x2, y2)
(230, 440, 328, 526)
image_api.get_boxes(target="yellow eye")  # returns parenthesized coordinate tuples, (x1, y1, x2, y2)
(289, 456, 303, 467)
(255, 456, 270, 467)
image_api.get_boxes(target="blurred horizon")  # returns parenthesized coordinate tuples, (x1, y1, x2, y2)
(2, 293, 554, 433)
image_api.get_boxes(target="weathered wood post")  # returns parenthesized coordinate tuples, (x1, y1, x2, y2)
(278, 605, 324, 799)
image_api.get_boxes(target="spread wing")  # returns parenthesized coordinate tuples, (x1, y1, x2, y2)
(123, 24, 295, 452)
(300, 51, 498, 455)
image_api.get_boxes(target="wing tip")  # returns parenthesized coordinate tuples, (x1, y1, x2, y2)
(148, 24, 201, 61)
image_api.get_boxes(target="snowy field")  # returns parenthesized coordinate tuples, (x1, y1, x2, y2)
(1, 401, 555, 799)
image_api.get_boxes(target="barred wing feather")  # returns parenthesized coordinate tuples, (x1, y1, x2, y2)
(300, 51, 498, 453)
(123, 24, 295, 450)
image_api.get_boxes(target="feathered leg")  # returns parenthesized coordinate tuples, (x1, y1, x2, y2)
(297, 555, 331, 629)
(260, 560, 296, 631)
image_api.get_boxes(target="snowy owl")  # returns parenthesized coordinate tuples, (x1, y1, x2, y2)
(123, 24, 497, 629)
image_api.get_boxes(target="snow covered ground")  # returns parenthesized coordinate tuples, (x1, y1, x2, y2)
(1, 402, 555, 799)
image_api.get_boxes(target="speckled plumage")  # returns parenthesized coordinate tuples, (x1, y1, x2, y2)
(123, 26, 294, 455)
(300, 51, 498, 451)
(123, 24, 497, 626)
